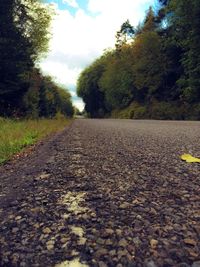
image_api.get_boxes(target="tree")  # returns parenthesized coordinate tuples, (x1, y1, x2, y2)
(0, 0, 52, 116)
(100, 46, 135, 109)
(23, 69, 42, 118)
(0, 0, 30, 115)
(38, 76, 74, 118)
(169, 0, 200, 102)
(56, 87, 74, 117)
(23, 71, 74, 118)
(77, 54, 110, 117)
(115, 20, 135, 51)
(14, 0, 52, 62)
(76, 1, 200, 120)
(159, 0, 170, 6)
(131, 7, 167, 101)
(133, 33, 167, 100)
(142, 7, 158, 32)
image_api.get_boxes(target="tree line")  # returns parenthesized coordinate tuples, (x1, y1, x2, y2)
(77, 0, 200, 120)
(0, 0, 74, 118)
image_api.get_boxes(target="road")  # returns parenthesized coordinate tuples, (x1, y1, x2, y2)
(0, 119, 200, 267)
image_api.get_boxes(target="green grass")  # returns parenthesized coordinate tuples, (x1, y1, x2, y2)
(0, 117, 72, 164)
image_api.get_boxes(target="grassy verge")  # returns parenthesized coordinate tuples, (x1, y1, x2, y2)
(0, 118, 72, 164)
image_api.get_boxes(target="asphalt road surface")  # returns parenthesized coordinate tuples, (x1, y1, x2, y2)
(0, 119, 200, 267)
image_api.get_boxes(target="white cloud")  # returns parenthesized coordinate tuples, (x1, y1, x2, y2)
(40, 60, 81, 87)
(73, 99, 85, 111)
(40, 0, 155, 110)
(63, 0, 79, 8)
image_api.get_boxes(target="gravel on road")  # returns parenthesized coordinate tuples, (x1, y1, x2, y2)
(0, 119, 200, 267)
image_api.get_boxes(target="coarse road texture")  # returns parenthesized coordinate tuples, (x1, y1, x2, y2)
(0, 119, 200, 267)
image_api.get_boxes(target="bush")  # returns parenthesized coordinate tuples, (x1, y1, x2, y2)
(192, 104, 200, 120)
(54, 111, 66, 120)
(184, 103, 200, 120)
(110, 100, 200, 120)
(111, 102, 147, 119)
(134, 106, 147, 119)
(149, 101, 183, 120)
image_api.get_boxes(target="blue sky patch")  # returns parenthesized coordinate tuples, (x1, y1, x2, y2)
(45, 0, 89, 15)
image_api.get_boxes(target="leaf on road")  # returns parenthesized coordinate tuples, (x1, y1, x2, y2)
(181, 154, 200, 163)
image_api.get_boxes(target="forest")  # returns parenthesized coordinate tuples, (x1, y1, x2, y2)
(0, 0, 74, 118)
(77, 0, 200, 120)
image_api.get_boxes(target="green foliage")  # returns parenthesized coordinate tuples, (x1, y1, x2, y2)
(133, 106, 147, 119)
(100, 46, 135, 109)
(77, 54, 110, 117)
(0, 0, 52, 116)
(23, 85, 40, 119)
(56, 87, 74, 118)
(149, 101, 181, 120)
(111, 102, 147, 119)
(0, 0, 73, 119)
(190, 104, 200, 120)
(54, 112, 66, 120)
(77, 0, 200, 120)
(169, 0, 200, 102)
(23, 71, 74, 118)
(142, 7, 158, 32)
(132, 31, 166, 96)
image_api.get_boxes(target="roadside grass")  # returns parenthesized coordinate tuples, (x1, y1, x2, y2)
(0, 118, 72, 164)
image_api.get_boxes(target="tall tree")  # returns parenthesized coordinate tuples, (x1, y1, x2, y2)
(0, 0, 30, 115)
(142, 7, 158, 32)
(23, 72, 74, 118)
(77, 54, 110, 117)
(100, 46, 135, 109)
(0, 0, 52, 116)
(115, 20, 135, 51)
(131, 7, 167, 101)
(169, 0, 200, 102)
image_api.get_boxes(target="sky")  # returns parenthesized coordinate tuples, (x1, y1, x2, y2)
(40, 0, 156, 111)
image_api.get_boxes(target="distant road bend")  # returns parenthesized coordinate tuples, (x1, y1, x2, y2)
(0, 119, 200, 267)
